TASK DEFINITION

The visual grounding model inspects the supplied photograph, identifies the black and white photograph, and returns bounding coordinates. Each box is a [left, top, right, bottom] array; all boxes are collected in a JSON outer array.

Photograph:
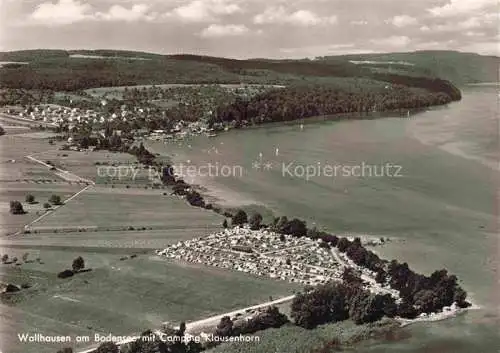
[[0, 1, 498, 352]]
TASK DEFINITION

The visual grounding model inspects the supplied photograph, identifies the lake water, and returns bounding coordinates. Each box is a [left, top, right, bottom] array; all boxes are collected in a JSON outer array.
[[149, 85, 499, 352]]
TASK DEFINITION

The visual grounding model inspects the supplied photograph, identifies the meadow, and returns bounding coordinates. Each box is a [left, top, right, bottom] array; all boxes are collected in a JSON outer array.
[[0, 133, 59, 182], [33, 186, 223, 230], [0, 183, 82, 236], [0, 245, 297, 353], [33, 149, 142, 183]]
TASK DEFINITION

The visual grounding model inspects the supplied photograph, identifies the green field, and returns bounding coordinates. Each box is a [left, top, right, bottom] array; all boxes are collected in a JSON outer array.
[[0, 134, 60, 182], [0, 246, 297, 353], [0, 174, 299, 353], [33, 186, 223, 230], [0, 183, 82, 236], [34, 149, 143, 183]]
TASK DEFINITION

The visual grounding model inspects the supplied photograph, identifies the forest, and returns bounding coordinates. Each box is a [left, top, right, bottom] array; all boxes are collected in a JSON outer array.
[[212, 83, 459, 126]]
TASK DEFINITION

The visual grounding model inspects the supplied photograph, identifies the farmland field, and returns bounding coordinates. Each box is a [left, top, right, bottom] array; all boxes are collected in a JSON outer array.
[[31, 149, 146, 183], [0, 183, 82, 236], [33, 186, 223, 230], [0, 244, 296, 353], [0, 134, 60, 182]]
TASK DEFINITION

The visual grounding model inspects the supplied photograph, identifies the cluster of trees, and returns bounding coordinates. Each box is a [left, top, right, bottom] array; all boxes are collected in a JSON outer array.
[[291, 277, 397, 329], [0, 88, 55, 106], [270, 216, 308, 238], [57, 256, 86, 279], [128, 143, 156, 166], [229, 209, 263, 230], [215, 306, 289, 339], [12, 194, 63, 214], [213, 84, 458, 126]]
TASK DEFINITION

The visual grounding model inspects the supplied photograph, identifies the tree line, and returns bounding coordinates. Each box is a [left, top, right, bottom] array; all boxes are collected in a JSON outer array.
[[212, 84, 459, 127]]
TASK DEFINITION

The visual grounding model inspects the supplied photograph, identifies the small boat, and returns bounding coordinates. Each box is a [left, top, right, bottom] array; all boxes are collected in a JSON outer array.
[[206, 133, 217, 138]]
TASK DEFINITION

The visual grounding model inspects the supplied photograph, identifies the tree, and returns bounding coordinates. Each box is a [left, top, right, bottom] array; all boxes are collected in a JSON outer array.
[[284, 218, 307, 237], [231, 209, 248, 226], [222, 219, 228, 228], [72, 256, 85, 272], [124, 330, 168, 353], [43, 202, 51, 209], [25, 194, 35, 204], [1, 254, 8, 263], [215, 316, 233, 337], [95, 342, 119, 353], [49, 194, 63, 205], [342, 267, 363, 286], [291, 282, 349, 329], [249, 213, 263, 230], [9, 200, 25, 214], [22, 252, 29, 262]]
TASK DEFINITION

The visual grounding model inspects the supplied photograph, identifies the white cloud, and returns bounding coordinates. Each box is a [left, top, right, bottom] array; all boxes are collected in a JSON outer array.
[[96, 4, 155, 22], [168, 0, 242, 22], [428, 0, 497, 17], [200, 24, 249, 38], [436, 17, 482, 31], [423, 16, 491, 33], [30, 0, 92, 25], [371, 36, 411, 48], [387, 15, 418, 27], [254, 6, 337, 26]]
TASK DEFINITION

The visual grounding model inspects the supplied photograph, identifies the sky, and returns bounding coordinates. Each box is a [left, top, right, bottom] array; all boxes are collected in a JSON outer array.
[[0, 0, 498, 58]]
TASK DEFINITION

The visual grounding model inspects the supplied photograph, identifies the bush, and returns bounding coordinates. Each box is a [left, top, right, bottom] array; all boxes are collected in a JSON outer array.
[[25, 194, 35, 204], [43, 202, 51, 209], [95, 342, 119, 353], [49, 194, 62, 205], [57, 269, 74, 279]]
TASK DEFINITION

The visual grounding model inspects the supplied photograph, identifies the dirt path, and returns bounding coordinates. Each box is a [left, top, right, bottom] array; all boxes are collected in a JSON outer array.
[[10, 153, 95, 235], [25, 154, 95, 185]]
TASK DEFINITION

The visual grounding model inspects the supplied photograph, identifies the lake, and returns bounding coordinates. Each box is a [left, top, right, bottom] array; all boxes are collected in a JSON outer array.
[[149, 85, 499, 352]]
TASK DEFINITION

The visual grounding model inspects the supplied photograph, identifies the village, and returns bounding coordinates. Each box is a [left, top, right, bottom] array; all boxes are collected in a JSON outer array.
[[0, 82, 277, 145]]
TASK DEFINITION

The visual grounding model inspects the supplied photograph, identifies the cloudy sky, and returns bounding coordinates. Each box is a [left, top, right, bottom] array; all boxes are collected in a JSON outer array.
[[0, 0, 498, 58]]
